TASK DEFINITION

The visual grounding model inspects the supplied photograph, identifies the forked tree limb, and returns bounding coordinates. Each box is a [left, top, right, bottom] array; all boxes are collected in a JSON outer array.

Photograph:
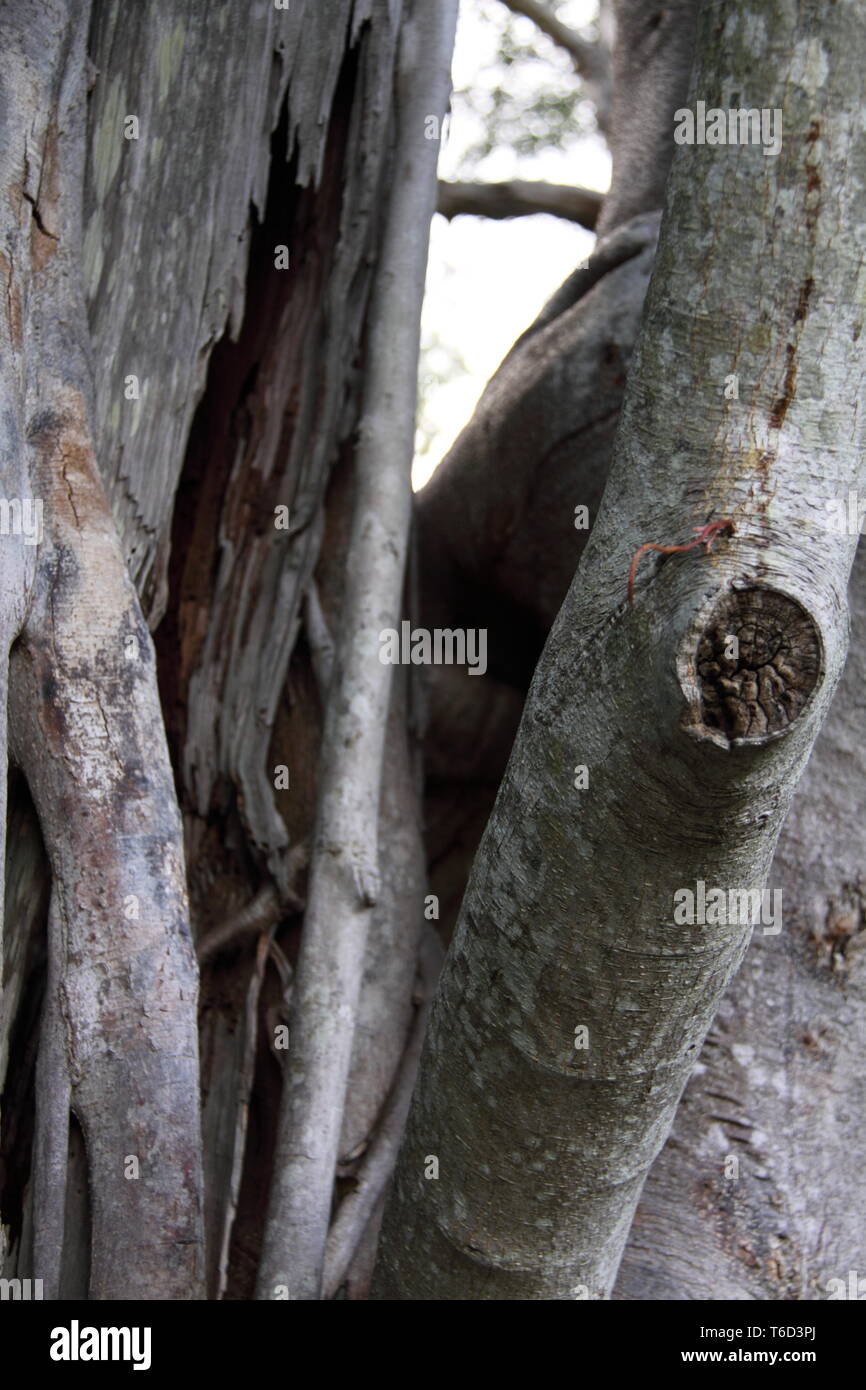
[[414, 1, 697, 948], [256, 0, 460, 1301]]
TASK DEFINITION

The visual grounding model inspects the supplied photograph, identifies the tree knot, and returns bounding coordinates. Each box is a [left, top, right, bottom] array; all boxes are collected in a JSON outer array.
[[688, 586, 822, 747]]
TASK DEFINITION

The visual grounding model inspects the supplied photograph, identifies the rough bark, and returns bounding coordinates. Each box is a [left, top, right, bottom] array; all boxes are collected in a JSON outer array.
[[86, 0, 436, 1302], [3, 0, 861, 1305], [374, 0, 866, 1300], [2, 0, 438, 1300], [0, 0, 204, 1298]]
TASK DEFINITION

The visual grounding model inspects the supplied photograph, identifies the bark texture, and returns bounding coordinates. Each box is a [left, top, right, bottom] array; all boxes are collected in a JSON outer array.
[[616, 540, 866, 1300], [257, 0, 458, 1300], [418, 0, 698, 943], [374, 0, 866, 1300], [0, 0, 204, 1297], [2, 0, 437, 1299], [3, 0, 863, 1305]]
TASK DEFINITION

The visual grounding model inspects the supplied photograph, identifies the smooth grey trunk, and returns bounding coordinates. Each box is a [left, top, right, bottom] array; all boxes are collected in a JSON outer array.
[[374, 0, 866, 1300], [595, 0, 699, 237], [616, 538, 866, 1300], [416, 0, 698, 947]]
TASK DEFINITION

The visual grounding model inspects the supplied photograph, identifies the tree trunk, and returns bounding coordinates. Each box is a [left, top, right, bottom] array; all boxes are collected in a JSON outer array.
[[1, 0, 441, 1299], [1, 0, 204, 1299], [615, 539, 866, 1300], [374, 0, 866, 1300], [3, 0, 864, 1304]]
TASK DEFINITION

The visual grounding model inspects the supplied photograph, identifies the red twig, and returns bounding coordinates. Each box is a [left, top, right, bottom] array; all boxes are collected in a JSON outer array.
[[627, 519, 735, 605]]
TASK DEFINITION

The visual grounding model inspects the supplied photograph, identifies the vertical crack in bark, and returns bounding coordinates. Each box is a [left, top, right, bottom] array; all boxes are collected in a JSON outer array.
[[152, 27, 425, 1298], [768, 277, 814, 433]]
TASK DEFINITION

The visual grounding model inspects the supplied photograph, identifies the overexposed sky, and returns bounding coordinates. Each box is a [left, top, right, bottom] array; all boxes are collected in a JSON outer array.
[[413, 0, 611, 488]]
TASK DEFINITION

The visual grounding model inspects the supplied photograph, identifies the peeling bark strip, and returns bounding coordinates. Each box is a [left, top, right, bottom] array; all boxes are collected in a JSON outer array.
[[374, 0, 866, 1300], [0, 2, 204, 1297], [256, 0, 459, 1302]]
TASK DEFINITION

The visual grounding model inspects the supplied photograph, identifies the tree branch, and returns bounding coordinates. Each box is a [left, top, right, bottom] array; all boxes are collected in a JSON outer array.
[[255, 0, 459, 1302], [196, 842, 307, 966], [216, 927, 283, 1300], [323, 928, 441, 1299], [498, 0, 607, 81], [31, 890, 70, 1301], [2, 2, 205, 1299], [594, 1, 698, 238], [618, 541, 866, 1297], [437, 179, 601, 227]]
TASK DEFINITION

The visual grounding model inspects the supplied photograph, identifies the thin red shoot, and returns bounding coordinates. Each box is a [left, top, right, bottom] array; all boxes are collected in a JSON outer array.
[[627, 518, 735, 606]]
